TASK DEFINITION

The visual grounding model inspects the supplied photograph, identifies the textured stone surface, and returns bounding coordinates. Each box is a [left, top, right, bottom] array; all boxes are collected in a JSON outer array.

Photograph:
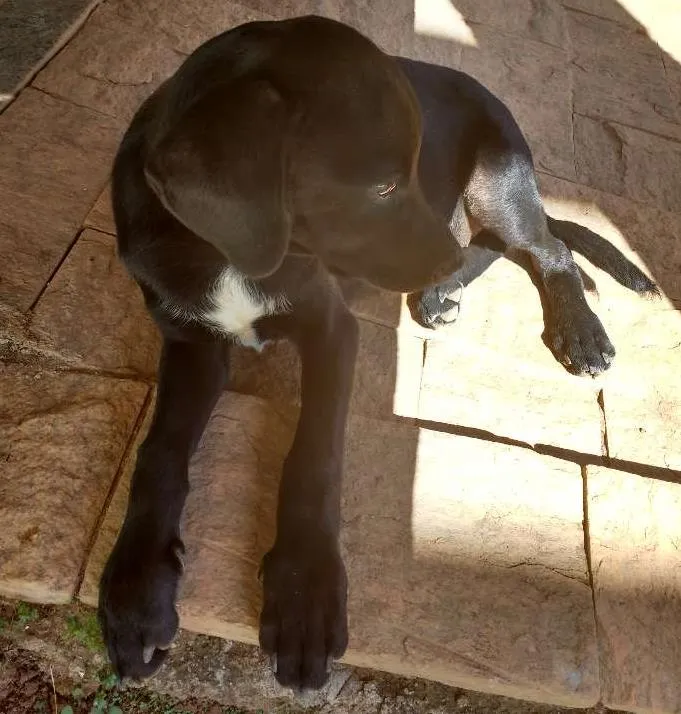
[[599, 313, 681, 472], [457, 0, 567, 46], [230, 318, 424, 420], [0, 364, 147, 604], [561, 0, 639, 26], [574, 114, 681, 214], [29, 229, 161, 378], [418, 337, 603, 454], [3, 0, 680, 707], [33, 0, 273, 121], [83, 184, 115, 235], [343, 420, 597, 707], [81, 391, 598, 707], [568, 10, 681, 140], [588, 466, 681, 714], [0, 88, 121, 312], [459, 25, 574, 180], [0, 0, 100, 106]]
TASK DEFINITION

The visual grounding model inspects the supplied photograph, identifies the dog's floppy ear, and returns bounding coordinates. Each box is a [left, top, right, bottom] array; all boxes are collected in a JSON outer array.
[[145, 79, 291, 279]]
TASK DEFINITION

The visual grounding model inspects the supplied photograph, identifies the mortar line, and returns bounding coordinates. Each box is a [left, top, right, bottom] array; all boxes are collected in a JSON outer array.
[[573, 110, 681, 146], [597, 388, 611, 465], [581, 463, 603, 704], [405, 415, 680, 484], [26, 228, 86, 314], [0, 0, 106, 117], [414, 337, 428, 421], [73, 385, 154, 597], [30, 83, 119, 121]]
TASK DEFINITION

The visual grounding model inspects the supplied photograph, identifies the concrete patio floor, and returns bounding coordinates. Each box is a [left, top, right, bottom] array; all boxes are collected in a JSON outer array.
[[1, 0, 680, 712]]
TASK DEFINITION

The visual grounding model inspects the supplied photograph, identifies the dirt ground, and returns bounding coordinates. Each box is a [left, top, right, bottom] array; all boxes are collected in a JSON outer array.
[[0, 599, 624, 714]]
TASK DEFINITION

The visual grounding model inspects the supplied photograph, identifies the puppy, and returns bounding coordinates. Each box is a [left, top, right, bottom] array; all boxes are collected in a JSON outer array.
[[99, 15, 657, 692]]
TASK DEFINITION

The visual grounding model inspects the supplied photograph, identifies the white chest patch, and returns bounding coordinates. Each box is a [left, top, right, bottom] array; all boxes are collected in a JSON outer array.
[[200, 267, 287, 349]]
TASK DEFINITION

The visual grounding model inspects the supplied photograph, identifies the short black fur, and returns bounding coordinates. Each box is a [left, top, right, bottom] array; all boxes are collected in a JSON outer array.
[[99, 15, 657, 693]]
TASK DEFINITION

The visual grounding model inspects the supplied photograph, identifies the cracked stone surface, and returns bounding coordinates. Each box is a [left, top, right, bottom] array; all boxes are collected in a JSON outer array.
[[80, 391, 599, 708], [32, 0, 274, 121], [1, 0, 681, 711], [588, 466, 681, 714], [0, 363, 147, 603], [459, 25, 575, 180], [83, 184, 115, 235], [0, 0, 101, 108], [29, 228, 161, 378], [574, 115, 681, 214], [0, 87, 121, 312], [568, 10, 681, 141]]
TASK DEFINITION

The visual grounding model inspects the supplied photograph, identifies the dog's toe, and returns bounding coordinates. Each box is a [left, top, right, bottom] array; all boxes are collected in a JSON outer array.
[[548, 308, 615, 376]]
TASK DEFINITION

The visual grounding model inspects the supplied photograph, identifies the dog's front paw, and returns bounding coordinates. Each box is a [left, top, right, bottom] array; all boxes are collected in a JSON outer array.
[[546, 306, 615, 376], [259, 535, 348, 690], [99, 527, 184, 680], [411, 280, 464, 329]]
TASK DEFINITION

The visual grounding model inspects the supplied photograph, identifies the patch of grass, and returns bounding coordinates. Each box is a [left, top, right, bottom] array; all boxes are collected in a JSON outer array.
[[16, 602, 39, 626], [65, 611, 104, 652]]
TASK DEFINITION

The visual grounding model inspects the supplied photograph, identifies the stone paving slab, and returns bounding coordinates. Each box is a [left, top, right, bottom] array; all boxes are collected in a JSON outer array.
[[456, 0, 567, 47], [79, 391, 599, 708], [0, 0, 679, 710], [459, 23, 575, 180], [29, 228, 161, 379], [574, 114, 681, 215], [83, 184, 115, 235], [230, 318, 424, 420], [418, 336, 603, 454], [0, 0, 101, 108], [33, 0, 273, 121], [567, 9, 681, 141], [588, 466, 681, 714], [538, 173, 681, 472], [0, 87, 121, 313], [0, 363, 147, 604]]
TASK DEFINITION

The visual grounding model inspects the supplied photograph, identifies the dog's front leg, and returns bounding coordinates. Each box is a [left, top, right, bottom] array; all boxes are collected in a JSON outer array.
[[99, 337, 229, 680], [259, 291, 359, 691]]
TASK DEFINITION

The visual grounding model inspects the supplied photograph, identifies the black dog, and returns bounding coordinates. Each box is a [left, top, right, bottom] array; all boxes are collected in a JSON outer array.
[[99, 15, 657, 692]]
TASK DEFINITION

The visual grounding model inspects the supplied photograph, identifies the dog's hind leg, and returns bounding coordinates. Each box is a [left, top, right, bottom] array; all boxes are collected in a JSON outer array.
[[463, 151, 615, 375]]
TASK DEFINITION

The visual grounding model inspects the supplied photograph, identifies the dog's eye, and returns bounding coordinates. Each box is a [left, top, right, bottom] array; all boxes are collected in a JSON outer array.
[[376, 181, 398, 197]]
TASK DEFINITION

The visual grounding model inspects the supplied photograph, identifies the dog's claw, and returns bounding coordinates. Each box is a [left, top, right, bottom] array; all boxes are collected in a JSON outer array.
[[172, 542, 185, 574], [437, 280, 464, 306], [142, 645, 155, 665]]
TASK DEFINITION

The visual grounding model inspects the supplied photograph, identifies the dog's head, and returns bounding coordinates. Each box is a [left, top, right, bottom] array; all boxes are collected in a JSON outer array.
[[144, 15, 462, 293]]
